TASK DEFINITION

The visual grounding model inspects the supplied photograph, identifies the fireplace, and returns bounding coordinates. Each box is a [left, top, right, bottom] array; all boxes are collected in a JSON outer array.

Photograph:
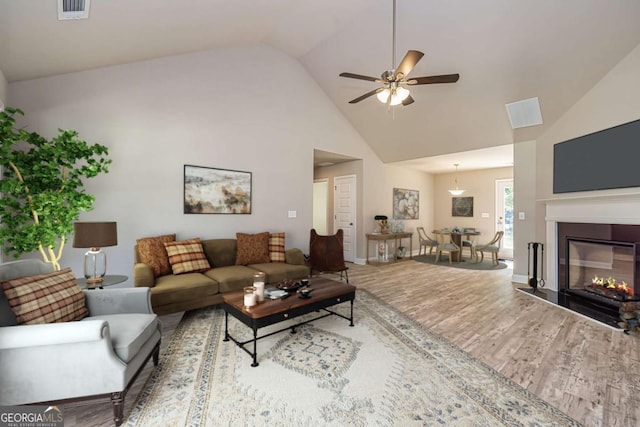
[[555, 222, 640, 326], [539, 194, 640, 328]]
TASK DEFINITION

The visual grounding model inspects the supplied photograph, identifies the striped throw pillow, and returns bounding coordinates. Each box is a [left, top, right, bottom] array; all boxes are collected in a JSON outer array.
[[164, 238, 211, 274], [1, 268, 88, 325], [269, 232, 286, 263]]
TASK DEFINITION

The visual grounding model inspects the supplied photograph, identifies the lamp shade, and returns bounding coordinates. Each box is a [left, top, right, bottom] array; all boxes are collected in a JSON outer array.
[[73, 222, 118, 248]]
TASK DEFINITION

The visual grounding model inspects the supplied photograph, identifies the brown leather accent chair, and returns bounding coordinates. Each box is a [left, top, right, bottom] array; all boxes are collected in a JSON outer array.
[[309, 229, 349, 283]]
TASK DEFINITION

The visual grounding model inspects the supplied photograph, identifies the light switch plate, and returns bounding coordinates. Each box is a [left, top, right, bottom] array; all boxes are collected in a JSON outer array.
[[288, 210, 297, 218], [481, 213, 489, 218], [518, 212, 525, 220]]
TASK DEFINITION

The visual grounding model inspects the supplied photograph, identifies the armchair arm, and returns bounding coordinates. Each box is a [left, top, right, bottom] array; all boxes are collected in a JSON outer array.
[[0, 321, 128, 405], [286, 248, 306, 265], [133, 262, 155, 287], [84, 288, 153, 315], [0, 320, 107, 349]]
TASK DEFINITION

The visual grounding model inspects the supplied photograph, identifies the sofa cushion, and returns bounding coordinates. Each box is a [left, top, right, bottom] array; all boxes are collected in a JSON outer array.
[[236, 232, 271, 265], [153, 273, 219, 297], [201, 239, 237, 268], [248, 263, 310, 284], [84, 313, 159, 363], [137, 234, 176, 277], [204, 265, 258, 293], [1, 268, 88, 325], [269, 232, 286, 263], [151, 273, 220, 315], [165, 238, 211, 274]]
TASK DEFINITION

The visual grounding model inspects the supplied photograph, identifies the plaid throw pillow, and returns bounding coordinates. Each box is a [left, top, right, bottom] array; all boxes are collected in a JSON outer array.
[[1, 268, 88, 325], [269, 232, 286, 263], [164, 238, 211, 274], [235, 232, 271, 265], [136, 234, 176, 277]]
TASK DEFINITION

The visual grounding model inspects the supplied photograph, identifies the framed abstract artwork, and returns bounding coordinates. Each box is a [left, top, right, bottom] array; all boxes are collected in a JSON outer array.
[[183, 165, 252, 214], [452, 196, 474, 217], [393, 188, 419, 220]]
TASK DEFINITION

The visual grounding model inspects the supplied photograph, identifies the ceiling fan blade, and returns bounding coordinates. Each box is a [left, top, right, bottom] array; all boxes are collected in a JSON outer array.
[[402, 95, 415, 106], [339, 72, 381, 83], [348, 87, 383, 104], [393, 50, 424, 80], [406, 74, 460, 85]]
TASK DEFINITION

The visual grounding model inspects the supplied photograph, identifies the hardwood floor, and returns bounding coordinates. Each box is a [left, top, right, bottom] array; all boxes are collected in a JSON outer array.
[[62, 260, 640, 426]]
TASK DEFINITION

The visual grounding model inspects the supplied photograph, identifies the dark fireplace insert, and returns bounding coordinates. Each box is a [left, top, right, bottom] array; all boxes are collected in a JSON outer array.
[[556, 223, 640, 327]]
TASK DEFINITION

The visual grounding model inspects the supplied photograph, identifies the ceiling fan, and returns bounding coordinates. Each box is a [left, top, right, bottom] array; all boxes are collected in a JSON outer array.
[[339, 0, 459, 107]]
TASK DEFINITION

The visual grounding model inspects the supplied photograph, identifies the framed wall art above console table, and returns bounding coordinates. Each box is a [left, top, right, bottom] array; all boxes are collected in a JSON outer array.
[[366, 232, 413, 266]]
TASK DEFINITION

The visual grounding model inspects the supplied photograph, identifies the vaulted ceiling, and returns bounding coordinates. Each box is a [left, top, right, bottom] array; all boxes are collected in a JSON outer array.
[[2, 0, 640, 172]]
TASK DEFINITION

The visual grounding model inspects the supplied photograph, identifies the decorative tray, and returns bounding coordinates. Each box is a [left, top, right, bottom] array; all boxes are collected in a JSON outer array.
[[277, 280, 304, 292]]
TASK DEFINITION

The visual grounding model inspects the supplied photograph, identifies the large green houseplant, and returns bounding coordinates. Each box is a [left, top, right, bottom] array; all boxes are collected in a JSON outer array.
[[0, 107, 111, 270]]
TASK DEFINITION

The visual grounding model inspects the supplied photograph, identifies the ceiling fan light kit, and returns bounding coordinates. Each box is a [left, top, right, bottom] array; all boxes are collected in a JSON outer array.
[[376, 86, 410, 105], [339, 0, 459, 107]]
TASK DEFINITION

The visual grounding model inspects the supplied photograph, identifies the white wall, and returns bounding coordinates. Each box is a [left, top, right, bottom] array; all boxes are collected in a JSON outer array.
[[513, 140, 536, 281], [0, 68, 6, 108], [536, 43, 640, 204], [382, 166, 434, 254], [534, 42, 640, 246], [7, 45, 387, 280]]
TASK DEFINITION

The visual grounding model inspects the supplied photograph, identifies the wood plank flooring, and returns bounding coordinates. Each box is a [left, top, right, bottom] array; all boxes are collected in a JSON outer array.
[[62, 260, 640, 426]]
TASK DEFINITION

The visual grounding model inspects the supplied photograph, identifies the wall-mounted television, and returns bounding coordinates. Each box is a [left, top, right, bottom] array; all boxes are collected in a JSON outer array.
[[553, 118, 640, 194]]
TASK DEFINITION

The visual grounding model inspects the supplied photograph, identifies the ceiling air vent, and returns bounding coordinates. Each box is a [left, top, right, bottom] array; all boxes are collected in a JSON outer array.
[[58, 0, 91, 20]]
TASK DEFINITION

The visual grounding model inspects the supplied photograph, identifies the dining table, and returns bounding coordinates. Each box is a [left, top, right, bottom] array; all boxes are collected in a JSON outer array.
[[433, 229, 481, 262]]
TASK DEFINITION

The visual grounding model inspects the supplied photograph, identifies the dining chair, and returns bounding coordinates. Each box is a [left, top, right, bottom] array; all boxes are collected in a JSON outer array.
[[474, 231, 504, 265], [416, 227, 438, 256], [434, 229, 460, 265], [461, 228, 477, 260]]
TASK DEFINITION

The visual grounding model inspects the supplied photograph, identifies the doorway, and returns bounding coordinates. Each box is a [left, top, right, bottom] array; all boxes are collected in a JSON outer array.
[[495, 179, 513, 259], [334, 175, 356, 262], [312, 179, 329, 235]]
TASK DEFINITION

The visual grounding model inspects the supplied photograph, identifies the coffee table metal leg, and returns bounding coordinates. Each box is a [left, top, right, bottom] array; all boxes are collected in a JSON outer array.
[[223, 311, 229, 341], [349, 299, 354, 327], [251, 327, 259, 367]]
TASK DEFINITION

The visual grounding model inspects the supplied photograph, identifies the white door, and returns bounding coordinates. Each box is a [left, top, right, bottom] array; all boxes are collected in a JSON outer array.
[[334, 175, 356, 262], [495, 179, 514, 259]]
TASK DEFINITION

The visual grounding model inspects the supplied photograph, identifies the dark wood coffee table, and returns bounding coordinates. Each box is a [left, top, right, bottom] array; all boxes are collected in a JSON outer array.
[[222, 278, 356, 367]]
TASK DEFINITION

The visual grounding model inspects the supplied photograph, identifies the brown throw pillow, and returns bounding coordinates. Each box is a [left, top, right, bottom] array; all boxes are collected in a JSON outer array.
[[1, 268, 88, 325], [236, 232, 271, 265], [137, 234, 176, 277], [269, 232, 286, 263], [164, 238, 211, 274]]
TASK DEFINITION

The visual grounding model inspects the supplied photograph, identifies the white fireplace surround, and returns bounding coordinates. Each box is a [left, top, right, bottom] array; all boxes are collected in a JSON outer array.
[[544, 192, 640, 291]]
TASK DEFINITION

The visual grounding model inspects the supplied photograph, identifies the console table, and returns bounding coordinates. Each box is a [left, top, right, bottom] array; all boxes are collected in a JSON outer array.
[[366, 232, 413, 266]]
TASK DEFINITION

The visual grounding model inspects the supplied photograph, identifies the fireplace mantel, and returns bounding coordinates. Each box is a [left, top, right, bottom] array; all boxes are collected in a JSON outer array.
[[544, 192, 640, 291]]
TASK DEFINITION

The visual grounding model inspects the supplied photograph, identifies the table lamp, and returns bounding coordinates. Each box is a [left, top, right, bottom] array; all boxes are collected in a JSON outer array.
[[73, 221, 118, 285]]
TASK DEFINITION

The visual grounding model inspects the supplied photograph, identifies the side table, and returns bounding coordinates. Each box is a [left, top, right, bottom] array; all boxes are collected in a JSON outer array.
[[77, 275, 128, 289], [366, 232, 413, 266]]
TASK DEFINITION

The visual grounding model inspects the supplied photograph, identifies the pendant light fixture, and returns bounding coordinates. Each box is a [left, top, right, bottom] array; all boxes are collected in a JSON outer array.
[[448, 164, 465, 196]]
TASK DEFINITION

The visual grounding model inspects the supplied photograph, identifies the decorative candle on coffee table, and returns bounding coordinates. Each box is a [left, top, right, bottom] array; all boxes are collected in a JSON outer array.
[[253, 272, 266, 302], [244, 286, 257, 308]]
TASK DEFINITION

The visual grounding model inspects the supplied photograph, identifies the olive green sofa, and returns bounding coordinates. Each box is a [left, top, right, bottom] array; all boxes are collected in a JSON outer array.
[[134, 238, 309, 315]]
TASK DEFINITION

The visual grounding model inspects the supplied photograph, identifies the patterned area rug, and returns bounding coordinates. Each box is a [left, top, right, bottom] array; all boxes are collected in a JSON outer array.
[[126, 290, 578, 426], [414, 254, 508, 270]]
